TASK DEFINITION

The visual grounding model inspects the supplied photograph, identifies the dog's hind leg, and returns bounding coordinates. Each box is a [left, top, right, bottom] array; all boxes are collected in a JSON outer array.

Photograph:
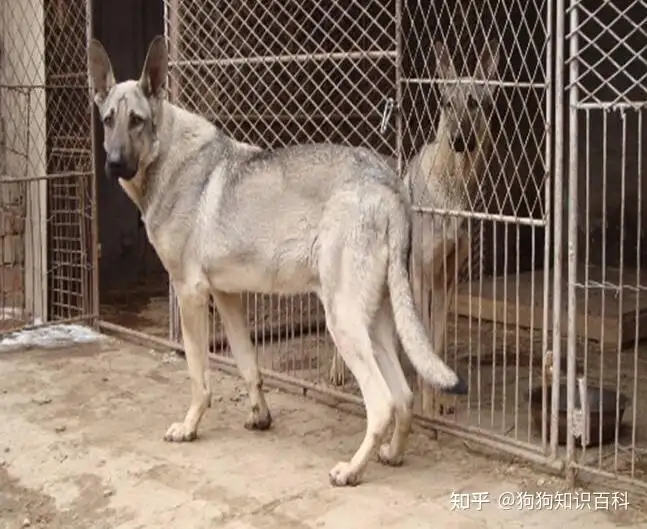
[[164, 289, 212, 442], [320, 230, 394, 487], [212, 291, 272, 430], [372, 293, 414, 467]]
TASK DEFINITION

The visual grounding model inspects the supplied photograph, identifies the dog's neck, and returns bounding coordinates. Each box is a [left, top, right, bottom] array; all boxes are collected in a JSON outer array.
[[118, 100, 207, 217]]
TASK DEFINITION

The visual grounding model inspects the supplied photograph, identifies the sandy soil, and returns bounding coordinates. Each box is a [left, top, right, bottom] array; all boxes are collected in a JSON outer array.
[[1, 334, 645, 528]]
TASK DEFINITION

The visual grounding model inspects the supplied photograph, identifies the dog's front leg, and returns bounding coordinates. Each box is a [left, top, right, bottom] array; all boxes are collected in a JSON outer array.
[[164, 290, 212, 442]]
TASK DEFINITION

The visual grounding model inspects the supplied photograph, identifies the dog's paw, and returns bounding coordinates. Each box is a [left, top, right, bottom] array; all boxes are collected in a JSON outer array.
[[377, 444, 404, 467], [244, 406, 272, 431], [328, 364, 345, 387], [328, 461, 362, 487], [163, 422, 197, 442]]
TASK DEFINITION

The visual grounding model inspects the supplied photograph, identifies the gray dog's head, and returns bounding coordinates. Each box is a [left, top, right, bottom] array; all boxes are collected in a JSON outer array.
[[88, 36, 168, 181], [433, 40, 500, 153]]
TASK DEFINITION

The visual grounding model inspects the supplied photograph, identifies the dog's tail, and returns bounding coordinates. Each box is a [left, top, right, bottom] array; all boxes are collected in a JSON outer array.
[[386, 198, 468, 395]]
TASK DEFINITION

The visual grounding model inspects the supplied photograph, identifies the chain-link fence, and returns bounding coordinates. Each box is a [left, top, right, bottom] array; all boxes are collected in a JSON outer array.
[[0, 0, 96, 334], [153, 0, 647, 493], [3, 0, 644, 495]]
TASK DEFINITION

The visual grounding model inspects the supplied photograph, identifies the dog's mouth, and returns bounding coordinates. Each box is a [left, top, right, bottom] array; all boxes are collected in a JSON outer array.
[[105, 161, 138, 181]]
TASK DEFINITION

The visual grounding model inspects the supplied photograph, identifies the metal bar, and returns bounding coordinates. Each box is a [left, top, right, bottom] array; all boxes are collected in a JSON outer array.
[[612, 109, 628, 473], [170, 50, 397, 69], [402, 79, 545, 89], [166, 0, 181, 345], [630, 111, 643, 479], [551, 0, 566, 460], [569, 463, 647, 493], [84, 0, 99, 329], [0, 171, 92, 183], [573, 101, 647, 111], [411, 206, 547, 226], [565, 0, 579, 482], [541, 0, 555, 453], [394, 0, 402, 178]]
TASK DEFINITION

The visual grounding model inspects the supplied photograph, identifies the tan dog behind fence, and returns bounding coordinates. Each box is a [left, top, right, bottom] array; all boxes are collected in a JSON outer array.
[[329, 40, 501, 420]]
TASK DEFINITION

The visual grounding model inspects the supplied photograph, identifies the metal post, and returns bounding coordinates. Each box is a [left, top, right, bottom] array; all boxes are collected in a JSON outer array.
[[550, 0, 566, 460], [566, 0, 580, 484], [86, 0, 100, 329], [541, 0, 554, 453], [166, 0, 181, 344]]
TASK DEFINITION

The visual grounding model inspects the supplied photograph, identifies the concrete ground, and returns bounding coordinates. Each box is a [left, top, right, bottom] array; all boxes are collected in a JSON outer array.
[[0, 330, 645, 529]]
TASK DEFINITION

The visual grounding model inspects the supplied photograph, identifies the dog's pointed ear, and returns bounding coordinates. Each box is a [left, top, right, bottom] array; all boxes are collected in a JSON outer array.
[[433, 41, 457, 80], [477, 40, 500, 80], [139, 35, 168, 99], [88, 39, 115, 106]]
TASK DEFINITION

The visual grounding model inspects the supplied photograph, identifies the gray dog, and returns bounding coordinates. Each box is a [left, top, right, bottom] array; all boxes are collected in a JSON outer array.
[[88, 35, 467, 487]]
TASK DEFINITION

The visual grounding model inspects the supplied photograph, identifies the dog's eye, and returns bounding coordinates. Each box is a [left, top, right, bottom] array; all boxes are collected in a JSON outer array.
[[129, 114, 144, 128], [103, 114, 114, 127]]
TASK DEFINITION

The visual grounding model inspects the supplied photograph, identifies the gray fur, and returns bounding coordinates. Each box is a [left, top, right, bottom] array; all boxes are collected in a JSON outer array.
[[89, 35, 466, 487]]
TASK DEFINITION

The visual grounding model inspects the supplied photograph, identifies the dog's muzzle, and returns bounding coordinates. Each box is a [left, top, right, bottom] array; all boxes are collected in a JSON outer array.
[[451, 133, 476, 153], [105, 157, 137, 181]]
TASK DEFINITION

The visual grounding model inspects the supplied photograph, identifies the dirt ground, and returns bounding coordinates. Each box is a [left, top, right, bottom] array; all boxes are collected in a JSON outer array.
[[0, 330, 646, 528]]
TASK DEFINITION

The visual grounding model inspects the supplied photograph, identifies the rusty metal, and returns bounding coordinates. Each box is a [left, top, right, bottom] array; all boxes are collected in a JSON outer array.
[[564, 0, 647, 492], [0, 0, 95, 336]]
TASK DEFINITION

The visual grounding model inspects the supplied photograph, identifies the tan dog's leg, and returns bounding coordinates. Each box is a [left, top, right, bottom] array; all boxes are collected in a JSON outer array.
[[164, 289, 212, 442], [328, 350, 345, 386], [212, 291, 272, 430], [421, 232, 471, 418]]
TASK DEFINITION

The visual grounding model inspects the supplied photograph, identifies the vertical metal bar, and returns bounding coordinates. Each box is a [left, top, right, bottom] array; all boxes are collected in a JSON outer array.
[[550, 0, 565, 460], [541, 0, 554, 453], [166, 0, 180, 343], [565, 0, 579, 479], [86, 0, 98, 324], [614, 110, 627, 473], [394, 0, 402, 179], [631, 111, 642, 478]]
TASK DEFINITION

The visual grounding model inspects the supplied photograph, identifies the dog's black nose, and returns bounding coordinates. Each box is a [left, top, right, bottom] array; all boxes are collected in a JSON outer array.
[[452, 135, 466, 152], [452, 134, 476, 153], [105, 154, 136, 180]]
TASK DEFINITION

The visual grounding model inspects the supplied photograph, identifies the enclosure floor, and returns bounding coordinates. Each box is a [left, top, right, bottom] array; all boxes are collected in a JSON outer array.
[[99, 284, 647, 478], [0, 337, 644, 528]]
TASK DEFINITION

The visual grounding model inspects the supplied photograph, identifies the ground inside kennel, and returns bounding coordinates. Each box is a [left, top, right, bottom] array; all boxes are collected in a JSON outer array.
[[0, 327, 645, 529]]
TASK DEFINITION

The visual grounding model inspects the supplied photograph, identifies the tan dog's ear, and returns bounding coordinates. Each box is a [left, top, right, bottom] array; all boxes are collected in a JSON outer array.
[[433, 41, 458, 80], [476, 40, 500, 80], [139, 35, 168, 99], [88, 39, 115, 105]]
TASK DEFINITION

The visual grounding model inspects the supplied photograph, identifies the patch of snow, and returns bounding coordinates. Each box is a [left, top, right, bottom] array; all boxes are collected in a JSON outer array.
[[0, 323, 104, 352]]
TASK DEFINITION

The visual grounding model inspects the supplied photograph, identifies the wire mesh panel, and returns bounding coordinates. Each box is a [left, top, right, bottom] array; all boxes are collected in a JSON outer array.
[[565, 0, 647, 490], [398, 0, 555, 454], [0, 0, 95, 335], [163, 0, 397, 384]]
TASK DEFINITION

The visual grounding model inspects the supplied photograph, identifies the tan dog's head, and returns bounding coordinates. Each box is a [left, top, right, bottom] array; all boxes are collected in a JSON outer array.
[[88, 35, 168, 180], [433, 40, 500, 153]]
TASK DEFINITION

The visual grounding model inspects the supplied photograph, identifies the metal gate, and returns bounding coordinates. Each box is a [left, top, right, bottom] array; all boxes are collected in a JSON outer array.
[[564, 0, 647, 491], [0, 0, 96, 335], [159, 0, 569, 472]]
